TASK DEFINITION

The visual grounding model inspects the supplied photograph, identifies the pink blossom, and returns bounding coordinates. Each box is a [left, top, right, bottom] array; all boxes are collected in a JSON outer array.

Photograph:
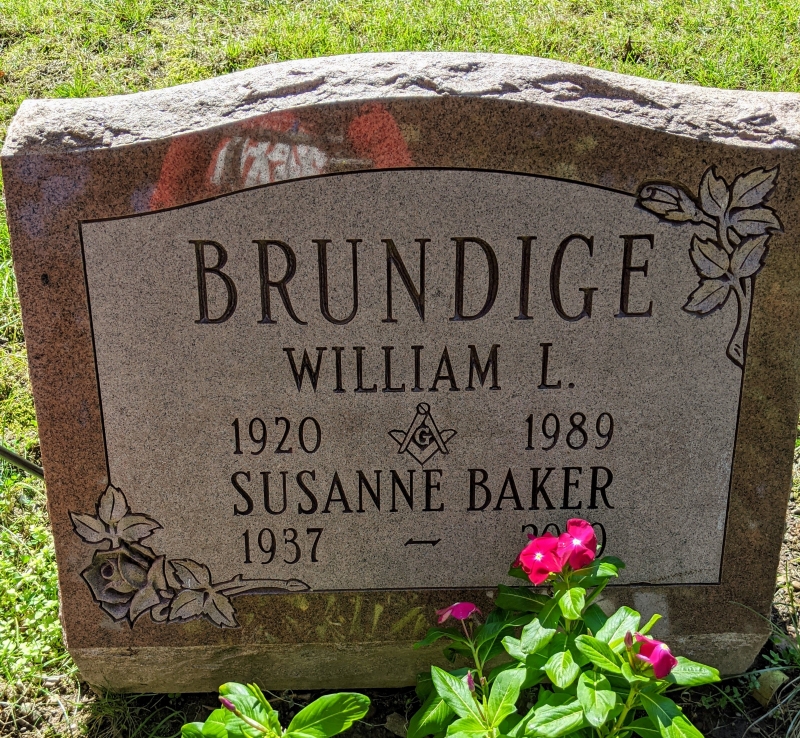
[[517, 533, 565, 585], [436, 602, 481, 624], [635, 634, 679, 679], [557, 519, 597, 570], [220, 697, 236, 713], [466, 672, 475, 692]]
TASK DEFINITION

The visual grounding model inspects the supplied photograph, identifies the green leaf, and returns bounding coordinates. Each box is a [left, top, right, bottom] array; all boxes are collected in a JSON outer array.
[[416, 672, 434, 700], [639, 689, 704, 738], [476, 611, 531, 663], [202, 709, 234, 738], [495, 585, 548, 613], [444, 643, 474, 663], [596, 607, 641, 652], [431, 666, 483, 723], [558, 587, 585, 620], [445, 715, 486, 737], [504, 618, 556, 662], [638, 614, 662, 636], [487, 668, 526, 727], [627, 717, 661, 738], [593, 561, 620, 578], [502, 635, 526, 662], [573, 635, 622, 674], [505, 704, 537, 738], [576, 671, 616, 727], [507, 563, 531, 581], [408, 690, 455, 738], [575, 559, 621, 582], [219, 683, 282, 737], [538, 592, 564, 630], [182, 723, 205, 738], [416, 628, 466, 648], [601, 556, 625, 570], [667, 657, 721, 687], [285, 693, 370, 738], [521, 620, 557, 653], [535, 691, 573, 709], [526, 701, 585, 738], [544, 650, 580, 688], [583, 604, 608, 634], [498, 713, 522, 736], [621, 662, 650, 685]]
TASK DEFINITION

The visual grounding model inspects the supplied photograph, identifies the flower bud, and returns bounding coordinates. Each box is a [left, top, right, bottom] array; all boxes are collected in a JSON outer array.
[[220, 697, 236, 713], [466, 672, 475, 692], [624, 631, 634, 650], [638, 184, 700, 223]]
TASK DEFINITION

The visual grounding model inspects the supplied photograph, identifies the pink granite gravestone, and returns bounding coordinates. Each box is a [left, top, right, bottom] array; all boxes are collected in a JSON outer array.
[[2, 53, 799, 691]]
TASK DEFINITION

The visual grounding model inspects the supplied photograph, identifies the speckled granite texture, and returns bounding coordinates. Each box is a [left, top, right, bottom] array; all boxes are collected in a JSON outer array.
[[2, 53, 800, 692]]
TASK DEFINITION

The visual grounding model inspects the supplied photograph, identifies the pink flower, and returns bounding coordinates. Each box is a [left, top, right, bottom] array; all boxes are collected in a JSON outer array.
[[518, 533, 565, 585], [436, 602, 481, 624], [557, 519, 597, 570], [465, 672, 475, 692], [635, 634, 679, 679]]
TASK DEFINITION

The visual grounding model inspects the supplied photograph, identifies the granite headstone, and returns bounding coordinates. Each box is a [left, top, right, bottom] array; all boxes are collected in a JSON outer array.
[[2, 53, 799, 692]]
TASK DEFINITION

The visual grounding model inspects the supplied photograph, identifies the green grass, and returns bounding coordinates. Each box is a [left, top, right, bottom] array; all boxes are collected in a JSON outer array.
[[2, 0, 800, 140], [2, 0, 800, 734]]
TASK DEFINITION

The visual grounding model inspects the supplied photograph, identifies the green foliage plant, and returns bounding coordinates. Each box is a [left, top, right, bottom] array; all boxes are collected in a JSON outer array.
[[181, 682, 369, 738], [409, 520, 720, 738]]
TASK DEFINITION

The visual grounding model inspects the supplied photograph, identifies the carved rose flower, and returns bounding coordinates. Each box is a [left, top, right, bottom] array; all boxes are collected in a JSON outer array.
[[82, 541, 168, 623]]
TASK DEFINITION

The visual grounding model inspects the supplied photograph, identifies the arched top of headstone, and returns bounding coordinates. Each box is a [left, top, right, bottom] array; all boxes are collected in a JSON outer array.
[[4, 52, 800, 155]]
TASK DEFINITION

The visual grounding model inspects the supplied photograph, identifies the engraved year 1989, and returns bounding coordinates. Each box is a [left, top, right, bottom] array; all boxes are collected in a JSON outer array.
[[525, 412, 614, 451]]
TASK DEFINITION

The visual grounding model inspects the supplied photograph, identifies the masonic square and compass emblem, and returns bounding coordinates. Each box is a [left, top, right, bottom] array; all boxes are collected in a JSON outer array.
[[389, 403, 456, 466]]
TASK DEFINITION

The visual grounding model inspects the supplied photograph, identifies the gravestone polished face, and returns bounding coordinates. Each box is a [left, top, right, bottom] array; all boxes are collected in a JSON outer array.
[[3, 53, 800, 692]]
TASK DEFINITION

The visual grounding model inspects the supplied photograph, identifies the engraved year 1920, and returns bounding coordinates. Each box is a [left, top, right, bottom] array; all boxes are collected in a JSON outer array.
[[232, 416, 322, 454]]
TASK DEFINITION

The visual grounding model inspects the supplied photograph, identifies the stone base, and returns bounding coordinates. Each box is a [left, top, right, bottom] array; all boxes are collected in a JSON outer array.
[[73, 626, 771, 693]]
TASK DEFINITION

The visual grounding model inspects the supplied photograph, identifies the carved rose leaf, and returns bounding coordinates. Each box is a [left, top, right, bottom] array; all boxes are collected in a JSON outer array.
[[731, 234, 769, 279], [729, 167, 778, 210], [698, 167, 730, 218], [171, 559, 212, 589], [684, 279, 731, 314], [97, 485, 130, 526], [128, 555, 168, 622], [689, 236, 729, 279], [204, 592, 238, 628], [728, 207, 782, 237], [70, 511, 111, 544], [170, 589, 206, 620], [116, 514, 161, 543]]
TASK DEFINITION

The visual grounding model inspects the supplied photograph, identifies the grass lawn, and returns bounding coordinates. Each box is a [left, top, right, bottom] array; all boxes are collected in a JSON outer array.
[[2, 0, 800, 735]]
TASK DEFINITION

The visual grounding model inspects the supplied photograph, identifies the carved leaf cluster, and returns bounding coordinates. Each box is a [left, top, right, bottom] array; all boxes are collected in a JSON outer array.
[[169, 559, 238, 628], [72, 485, 308, 629], [70, 484, 160, 548], [638, 166, 782, 317]]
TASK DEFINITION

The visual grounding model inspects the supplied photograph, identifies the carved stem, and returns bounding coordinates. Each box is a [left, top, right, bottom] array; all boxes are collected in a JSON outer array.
[[727, 278, 751, 368], [717, 216, 734, 256], [215, 577, 309, 596]]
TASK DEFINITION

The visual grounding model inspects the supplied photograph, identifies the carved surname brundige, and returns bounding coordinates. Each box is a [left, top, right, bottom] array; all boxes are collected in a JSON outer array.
[[190, 234, 654, 392]]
